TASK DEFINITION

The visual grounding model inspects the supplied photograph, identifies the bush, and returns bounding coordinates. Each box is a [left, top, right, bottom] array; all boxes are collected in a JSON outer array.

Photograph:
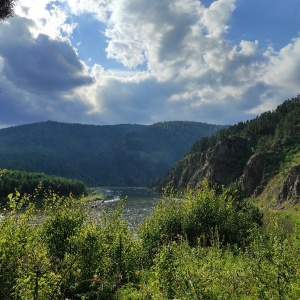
[[5, 183, 300, 299], [0, 191, 143, 299], [119, 217, 300, 299], [139, 181, 263, 263]]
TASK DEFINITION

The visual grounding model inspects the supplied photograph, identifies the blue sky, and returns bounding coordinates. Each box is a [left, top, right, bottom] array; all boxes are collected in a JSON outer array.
[[0, 0, 299, 128]]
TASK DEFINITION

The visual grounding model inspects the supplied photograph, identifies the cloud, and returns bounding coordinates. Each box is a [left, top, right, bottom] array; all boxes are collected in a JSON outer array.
[[262, 38, 300, 92], [104, 0, 207, 78], [1, 16, 93, 92], [67, 0, 110, 22], [16, 0, 76, 39], [201, 0, 236, 37], [0, 16, 94, 125], [0, 0, 299, 128]]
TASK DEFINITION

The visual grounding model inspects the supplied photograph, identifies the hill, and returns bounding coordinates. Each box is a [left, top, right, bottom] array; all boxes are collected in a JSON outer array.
[[0, 121, 224, 186], [158, 95, 300, 212]]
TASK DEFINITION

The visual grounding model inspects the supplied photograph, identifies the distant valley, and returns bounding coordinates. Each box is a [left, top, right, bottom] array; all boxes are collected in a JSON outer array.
[[0, 121, 224, 186]]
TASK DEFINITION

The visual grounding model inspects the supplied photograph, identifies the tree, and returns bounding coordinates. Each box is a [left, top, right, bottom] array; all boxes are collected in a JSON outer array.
[[0, 0, 15, 20]]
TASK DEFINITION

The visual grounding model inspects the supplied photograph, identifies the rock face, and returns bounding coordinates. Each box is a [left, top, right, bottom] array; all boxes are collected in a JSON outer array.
[[277, 164, 300, 205], [161, 136, 252, 191], [159, 135, 300, 205], [240, 154, 266, 197]]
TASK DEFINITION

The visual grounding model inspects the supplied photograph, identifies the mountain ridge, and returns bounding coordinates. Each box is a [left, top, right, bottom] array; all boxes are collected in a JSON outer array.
[[158, 96, 300, 212], [0, 120, 224, 186]]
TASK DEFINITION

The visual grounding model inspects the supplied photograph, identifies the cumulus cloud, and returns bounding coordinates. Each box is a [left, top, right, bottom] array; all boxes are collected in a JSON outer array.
[[104, 0, 206, 78], [67, 0, 111, 22], [201, 0, 236, 37], [0, 0, 299, 127], [0, 15, 94, 125], [262, 38, 300, 92], [1, 20, 92, 93], [16, 0, 76, 39]]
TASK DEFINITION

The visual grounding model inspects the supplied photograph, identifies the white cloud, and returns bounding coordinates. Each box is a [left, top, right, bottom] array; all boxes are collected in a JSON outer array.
[[104, 0, 206, 78], [201, 0, 236, 37], [16, 0, 76, 39], [262, 37, 300, 93], [102, 0, 239, 85], [0, 15, 94, 125], [0, 0, 299, 127], [66, 0, 111, 22]]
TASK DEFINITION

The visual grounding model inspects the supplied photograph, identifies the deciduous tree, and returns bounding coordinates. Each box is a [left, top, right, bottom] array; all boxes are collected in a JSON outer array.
[[0, 0, 16, 20]]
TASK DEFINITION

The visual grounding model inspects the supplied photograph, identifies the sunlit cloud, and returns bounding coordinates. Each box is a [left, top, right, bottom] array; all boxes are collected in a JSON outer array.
[[0, 0, 299, 127]]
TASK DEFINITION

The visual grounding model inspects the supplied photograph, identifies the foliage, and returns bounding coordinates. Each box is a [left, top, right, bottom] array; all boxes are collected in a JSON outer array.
[[2, 184, 300, 299], [139, 181, 263, 264], [188, 95, 300, 157], [0, 169, 87, 202], [0, 0, 15, 20], [41, 196, 86, 260], [118, 217, 300, 300], [0, 190, 143, 299], [0, 121, 224, 186], [162, 95, 300, 193], [0, 192, 61, 299]]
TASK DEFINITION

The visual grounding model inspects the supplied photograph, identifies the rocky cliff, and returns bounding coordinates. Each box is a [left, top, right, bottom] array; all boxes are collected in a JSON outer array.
[[160, 139, 300, 206], [160, 136, 252, 191], [277, 164, 300, 205], [240, 154, 266, 197], [158, 97, 300, 207]]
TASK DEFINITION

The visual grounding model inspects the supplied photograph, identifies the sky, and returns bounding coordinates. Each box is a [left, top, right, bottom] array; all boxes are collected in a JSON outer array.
[[0, 0, 299, 128]]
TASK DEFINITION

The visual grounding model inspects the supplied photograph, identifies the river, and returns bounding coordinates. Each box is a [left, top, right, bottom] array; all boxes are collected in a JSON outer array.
[[87, 187, 161, 228], [87, 187, 297, 233]]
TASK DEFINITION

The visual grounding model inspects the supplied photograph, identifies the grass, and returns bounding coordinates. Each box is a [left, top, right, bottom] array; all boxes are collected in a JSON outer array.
[[252, 145, 300, 224], [81, 188, 105, 203]]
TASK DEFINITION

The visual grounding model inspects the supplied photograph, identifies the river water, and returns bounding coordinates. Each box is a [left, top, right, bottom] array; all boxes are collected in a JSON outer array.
[[86, 187, 297, 233], [88, 187, 161, 228]]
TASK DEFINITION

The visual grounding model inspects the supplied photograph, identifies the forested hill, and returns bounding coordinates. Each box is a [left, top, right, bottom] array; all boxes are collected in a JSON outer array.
[[0, 121, 224, 186], [158, 96, 300, 210]]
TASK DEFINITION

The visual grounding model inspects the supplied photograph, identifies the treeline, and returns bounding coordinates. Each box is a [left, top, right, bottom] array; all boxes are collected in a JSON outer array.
[[0, 169, 87, 200], [1, 183, 300, 299], [190, 96, 300, 155], [0, 121, 224, 186], [179, 95, 300, 185]]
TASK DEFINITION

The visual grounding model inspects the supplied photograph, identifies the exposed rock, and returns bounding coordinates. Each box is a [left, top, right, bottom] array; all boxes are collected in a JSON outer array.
[[161, 152, 205, 190], [277, 164, 300, 205], [195, 136, 251, 188], [240, 154, 266, 197], [159, 133, 300, 206], [160, 136, 252, 191]]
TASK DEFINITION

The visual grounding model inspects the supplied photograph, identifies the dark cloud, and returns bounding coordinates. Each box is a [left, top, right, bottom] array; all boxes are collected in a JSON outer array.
[[0, 0, 299, 128], [0, 17, 93, 94], [0, 16, 94, 126], [0, 77, 94, 126], [92, 77, 174, 125]]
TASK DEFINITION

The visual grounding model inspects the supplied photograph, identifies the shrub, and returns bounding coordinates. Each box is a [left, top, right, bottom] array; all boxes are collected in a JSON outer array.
[[139, 181, 263, 263]]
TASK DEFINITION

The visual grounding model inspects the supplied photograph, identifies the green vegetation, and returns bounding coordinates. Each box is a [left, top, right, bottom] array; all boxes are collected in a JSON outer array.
[[188, 96, 300, 180], [0, 169, 87, 202], [159, 96, 300, 220], [1, 97, 300, 298], [0, 121, 224, 186], [82, 189, 105, 203], [187, 96, 295, 151], [139, 181, 262, 264], [5, 182, 300, 299]]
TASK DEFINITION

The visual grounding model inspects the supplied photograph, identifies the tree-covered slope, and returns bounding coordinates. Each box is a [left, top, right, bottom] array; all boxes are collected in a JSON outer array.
[[158, 96, 300, 209], [0, 169, 87, 200], [0, 120, 224, 186]]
